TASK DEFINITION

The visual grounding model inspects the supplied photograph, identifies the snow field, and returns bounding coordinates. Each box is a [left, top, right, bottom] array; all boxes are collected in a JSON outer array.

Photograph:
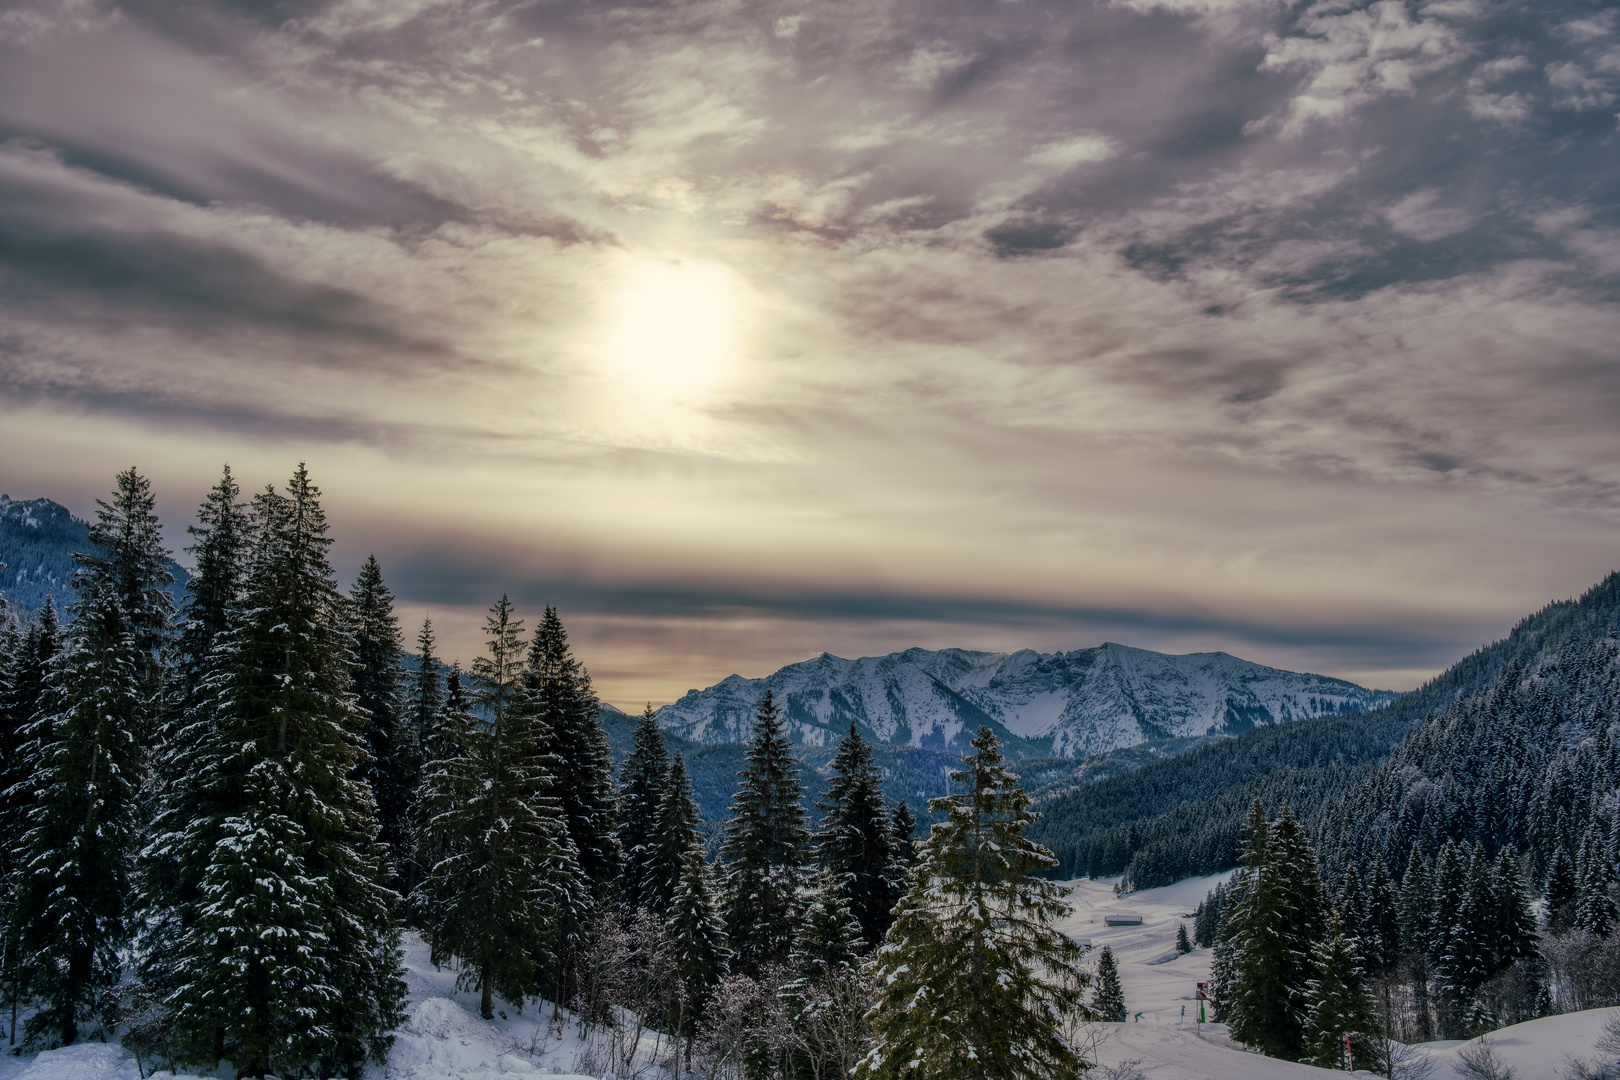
[[1057, 874, 1620, 1079]]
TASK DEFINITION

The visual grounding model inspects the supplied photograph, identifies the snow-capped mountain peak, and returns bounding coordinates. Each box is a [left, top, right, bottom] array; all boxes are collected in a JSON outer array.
[[654, 642, 1395, 757]]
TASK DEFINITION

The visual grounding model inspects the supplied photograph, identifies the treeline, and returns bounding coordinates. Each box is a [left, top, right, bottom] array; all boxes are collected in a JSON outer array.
[[1031, 575, 1620, 889], [0, 465, 918, 1078]]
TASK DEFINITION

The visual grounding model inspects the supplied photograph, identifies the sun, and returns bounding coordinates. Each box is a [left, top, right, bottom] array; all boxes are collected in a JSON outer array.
[[599, 255, 749, 404]]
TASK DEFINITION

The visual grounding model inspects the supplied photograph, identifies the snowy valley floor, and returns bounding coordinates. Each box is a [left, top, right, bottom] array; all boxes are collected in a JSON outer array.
[[1062, 872, 1620, 1079], [0, 878, 1615, 1080]]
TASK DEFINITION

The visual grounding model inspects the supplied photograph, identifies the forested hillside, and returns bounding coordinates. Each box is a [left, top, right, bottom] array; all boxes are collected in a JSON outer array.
[[1031, 574, 1620, 887], [0, 494, 188, 615]]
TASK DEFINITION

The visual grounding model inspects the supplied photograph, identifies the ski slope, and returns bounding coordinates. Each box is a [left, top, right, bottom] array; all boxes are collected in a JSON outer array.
[[1059, 873, 1620, 1079]]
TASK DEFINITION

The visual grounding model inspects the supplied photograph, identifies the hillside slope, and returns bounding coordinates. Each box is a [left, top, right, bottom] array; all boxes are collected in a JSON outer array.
[[0, 495, 189, 616], [1032, 571, 1620, 888]]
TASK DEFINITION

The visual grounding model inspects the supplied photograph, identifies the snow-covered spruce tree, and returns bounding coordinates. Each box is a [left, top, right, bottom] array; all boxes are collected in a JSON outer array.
[[1576, 823, 1617, 938], [78, 467, 174, 694], [1175, 923, 1192, 954], [148, 467, 405, 1076], [11, 469, 174, 1047], [1092, 945, 1126, 1022], [172, 465, 249, 705], [1220, 800, 1326, 1061], [351, 555, 416, 887], [782, 878, 870, 1080], [1362, 860, 1400, 978], [0, 601, 59, 1043], [1546, 845, 1578, 933], [525, 607, 621, 902], [413, 595, 583, 1021], [857, 726, 1087, 1080], [1304, 912, 1380, 1070], [645, 753, 704, 916], [667, 844, 730, 1065], [721, 691, 812, 976], [618, 703, 671, 911], [411, 618, 444, 745], [1397, 847, 1435, 1042], [815, 723, 902, 948]]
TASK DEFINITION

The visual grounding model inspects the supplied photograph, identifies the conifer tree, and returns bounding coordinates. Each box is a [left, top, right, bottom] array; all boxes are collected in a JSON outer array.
[[351, 555, 416, 885], [414, 596, 583, 1021], [619, 704, 671, 910], [10, 573, 145, 1046], [0, 601, 58, 1043], [1546, 845, 1578, 932], [143, 466, 405, 1075], [1430, 841, 1467, 961], [1304, 912, 1380, 1070], [1576, 824, 1617, 937], [173, 465, 248, 703], [78, 466, 174, 694], [1438, 845, 1495, 1034], [783, 879, 869, 1080], [1220, 800, 1326, 1061], [858, 727, 1086, 1080], [815, 724, 902, 947], [411, 618, 444, 748], [1176, 923, 1192, 954], [1362, 860, 1400, 978], [525, 607, 620, 901], [1092, 945, 1126, 1022], [721, 691, 811, 975], [1397, 848, 1435, 1042], [645, 754, 703, 915], [11, 470, 174, 1046], [666, 844, 729, 1060], [1335, 869, 1366, 944]]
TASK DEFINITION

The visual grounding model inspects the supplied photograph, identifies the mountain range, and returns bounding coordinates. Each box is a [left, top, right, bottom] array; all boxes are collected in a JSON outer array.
[[654, 643, 1395, 759]]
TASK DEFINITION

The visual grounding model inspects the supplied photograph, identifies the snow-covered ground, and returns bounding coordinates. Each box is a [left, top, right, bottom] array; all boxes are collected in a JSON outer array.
[[2, 875, 1616, 1080], [0, 934, 617, 1080], [1059, 872, 1620, 1079]]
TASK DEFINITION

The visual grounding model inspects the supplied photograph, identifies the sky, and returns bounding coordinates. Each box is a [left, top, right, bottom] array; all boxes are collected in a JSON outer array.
[[1, 0, 1617, 708]]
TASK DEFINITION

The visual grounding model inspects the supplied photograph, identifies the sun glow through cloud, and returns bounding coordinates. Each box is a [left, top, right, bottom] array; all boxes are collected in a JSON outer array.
[[598, 256, 751, 413]]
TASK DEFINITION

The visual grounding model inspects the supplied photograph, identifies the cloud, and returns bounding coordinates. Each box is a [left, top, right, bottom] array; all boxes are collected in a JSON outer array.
[[0, 0, 1618, 703]]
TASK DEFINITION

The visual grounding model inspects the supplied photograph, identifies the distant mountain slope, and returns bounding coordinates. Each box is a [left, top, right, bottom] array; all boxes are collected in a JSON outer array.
[[1033, 570, 1620, 888], [0, 495, 189, 617], [655, 643, 1394, 758]]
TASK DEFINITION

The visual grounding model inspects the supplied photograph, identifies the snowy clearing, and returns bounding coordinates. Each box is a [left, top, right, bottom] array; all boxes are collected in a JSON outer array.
[[1059, 874, 1620, 1079]]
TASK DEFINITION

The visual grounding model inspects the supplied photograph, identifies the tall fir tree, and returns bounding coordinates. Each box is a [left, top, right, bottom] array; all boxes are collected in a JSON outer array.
[[619, 704, 671, 911], [0, 601, 59, 1044], [524, 607, 621, 901], [10, 469, 174, 1046], [1546, 844, 1578, 933], [351, 556, 416, 887], [1092, 945, 1126, 1022], [782, 878, 868, 1080], [173, 465, 248, 704], [1303, 912, 1380, 1070], [413, 596, 584, 1020], [411, 618, 444, 747], [1219, 800, 1326, 1061], [645, 754, 704, 916], [78, 466, 174, 694], [1576, 823, 1617, 937], [142, 466, 405, 1075], [815, 724, 902, 948], [721, 691, 812, 975], [665, 844, 729, 1059], [1397, 846, 1435, 1042], [1362, 860, 1400, 978], [858, 727, 1086, 1080]]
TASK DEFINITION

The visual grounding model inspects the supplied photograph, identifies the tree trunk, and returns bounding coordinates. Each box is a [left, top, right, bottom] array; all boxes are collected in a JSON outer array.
[[481, 964, 495, 1020]]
